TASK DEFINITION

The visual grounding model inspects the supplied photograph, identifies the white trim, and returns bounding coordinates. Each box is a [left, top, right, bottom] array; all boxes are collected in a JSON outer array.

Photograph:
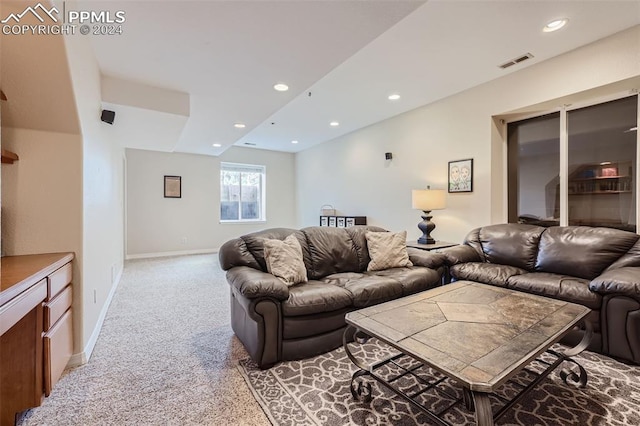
[[636, 91, 639, 231], [559, 106, 568, 226], [125, 248, 218, 260], [66, 265, 124, 368]]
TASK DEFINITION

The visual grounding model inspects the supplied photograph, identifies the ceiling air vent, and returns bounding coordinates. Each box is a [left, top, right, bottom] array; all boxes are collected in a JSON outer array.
[[499, 53, 534, 69], [244, 142, 256, 146]]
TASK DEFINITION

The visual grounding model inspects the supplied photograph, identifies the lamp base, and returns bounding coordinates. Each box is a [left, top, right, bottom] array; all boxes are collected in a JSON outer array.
[[417, 236, 436, 245], [417, 210, 437, 245]]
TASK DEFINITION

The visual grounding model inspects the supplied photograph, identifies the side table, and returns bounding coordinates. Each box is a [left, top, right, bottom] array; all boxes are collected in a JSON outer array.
[[407, 241, 457, 284], [407, 241, 457, 251]]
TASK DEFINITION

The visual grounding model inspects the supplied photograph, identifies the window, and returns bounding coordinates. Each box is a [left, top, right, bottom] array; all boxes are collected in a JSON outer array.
[[508, 94, 638, 233], [220, 163, 266, 222]]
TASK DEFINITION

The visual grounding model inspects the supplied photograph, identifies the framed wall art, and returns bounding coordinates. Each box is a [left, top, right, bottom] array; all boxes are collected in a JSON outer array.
[[448, 159, 473, 193], [164, 175, 182, 198]]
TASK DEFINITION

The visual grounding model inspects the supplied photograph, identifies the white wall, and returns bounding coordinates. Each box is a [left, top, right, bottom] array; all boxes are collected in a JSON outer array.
[[1, 128, 82, 258], [296, 26, 640, 243], [60, 0, 125, 363], [126, 146, 296, 256]]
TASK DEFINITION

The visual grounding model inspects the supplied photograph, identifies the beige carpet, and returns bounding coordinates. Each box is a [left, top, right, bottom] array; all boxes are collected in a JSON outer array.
[[17, 254, 270, 426]]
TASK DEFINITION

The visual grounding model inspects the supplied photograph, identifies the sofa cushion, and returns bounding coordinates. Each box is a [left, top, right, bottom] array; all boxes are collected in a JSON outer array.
[[478, 224, 545, 271], [507, 272, 602, 310], [264, 234, 308, 286], [282, 281, 353, 316], [371, 267, 441, 295], [302, 227, 362, 279], [366, 230, 413, 271], [321, 273, 404, 308], [450, 263, 527, 287], [535, 226, 639, 280]]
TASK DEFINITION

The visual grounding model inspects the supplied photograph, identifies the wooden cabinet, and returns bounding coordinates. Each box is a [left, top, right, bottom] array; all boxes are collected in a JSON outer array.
[[0, 253, 74, 425]]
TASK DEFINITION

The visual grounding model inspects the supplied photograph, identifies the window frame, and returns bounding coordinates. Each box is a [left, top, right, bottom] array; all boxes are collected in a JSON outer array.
[[219, 162, 266, 223], [504, 91, 639, 233]]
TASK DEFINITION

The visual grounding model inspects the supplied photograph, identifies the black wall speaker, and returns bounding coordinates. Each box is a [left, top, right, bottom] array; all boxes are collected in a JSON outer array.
[[385, 152, 393, 160], [101, 109, 115, 125]]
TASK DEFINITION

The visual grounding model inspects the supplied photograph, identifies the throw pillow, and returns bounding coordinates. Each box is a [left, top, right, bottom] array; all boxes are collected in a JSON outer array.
[[366, 230, 413, 271], [263, 234, 308, 286]]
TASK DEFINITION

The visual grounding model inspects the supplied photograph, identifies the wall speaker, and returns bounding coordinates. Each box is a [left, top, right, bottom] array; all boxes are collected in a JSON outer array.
[[385, 152, 393, 160], [101, 109, 115, 125]]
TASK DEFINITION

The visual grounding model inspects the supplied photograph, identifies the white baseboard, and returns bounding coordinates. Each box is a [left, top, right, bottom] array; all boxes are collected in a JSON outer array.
[[125, 248, 218, 260], [67, 265, 123, 368]]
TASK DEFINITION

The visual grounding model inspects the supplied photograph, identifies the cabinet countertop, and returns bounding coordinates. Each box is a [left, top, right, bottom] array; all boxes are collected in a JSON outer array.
[[1, 253, 74, 307]]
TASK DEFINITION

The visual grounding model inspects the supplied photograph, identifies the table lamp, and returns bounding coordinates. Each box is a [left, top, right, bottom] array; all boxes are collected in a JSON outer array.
[[411, 187, 446, 244]]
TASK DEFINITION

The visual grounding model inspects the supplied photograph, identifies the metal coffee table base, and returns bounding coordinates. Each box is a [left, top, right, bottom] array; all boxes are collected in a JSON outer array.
[[343, 323, 592, 426]]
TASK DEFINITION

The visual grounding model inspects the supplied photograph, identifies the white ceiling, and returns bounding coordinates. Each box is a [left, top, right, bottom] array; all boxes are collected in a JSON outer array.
[[83, 0, 640, 156]]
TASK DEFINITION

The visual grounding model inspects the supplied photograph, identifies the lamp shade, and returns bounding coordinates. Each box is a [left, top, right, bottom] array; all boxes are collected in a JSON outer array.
[[412, 189, 446, 211]]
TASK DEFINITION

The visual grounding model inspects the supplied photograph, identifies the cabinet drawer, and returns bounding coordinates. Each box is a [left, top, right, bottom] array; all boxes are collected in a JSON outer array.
[[44, 285, 72, 331], [44, 310, 72, 396], [0, 279, 47, 336], [47, 262, 72, 301]]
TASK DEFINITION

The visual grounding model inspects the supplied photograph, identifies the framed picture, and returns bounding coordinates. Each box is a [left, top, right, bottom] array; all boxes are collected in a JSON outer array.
[[345, 217, 355, 227], [164, 175, 182, 198], [448, 159, 473, 193], [328, 217, 337, 227], [337, 217, 346, 228], [320, 216, 328, 226]]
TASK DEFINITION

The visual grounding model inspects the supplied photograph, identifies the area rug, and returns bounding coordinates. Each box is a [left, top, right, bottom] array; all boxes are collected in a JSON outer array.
[[238, 338, 640, 425]]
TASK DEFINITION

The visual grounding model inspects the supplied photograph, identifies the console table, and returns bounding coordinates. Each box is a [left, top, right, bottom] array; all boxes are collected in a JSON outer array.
[[0, 252, 74, 425]]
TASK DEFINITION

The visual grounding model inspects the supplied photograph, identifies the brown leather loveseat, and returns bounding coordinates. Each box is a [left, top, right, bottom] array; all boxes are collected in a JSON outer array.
[[441, 223, 640, 364], [219, 226, 445, 368]]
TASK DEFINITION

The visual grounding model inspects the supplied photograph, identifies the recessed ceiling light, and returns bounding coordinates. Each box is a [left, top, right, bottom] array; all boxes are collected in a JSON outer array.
[[212, 143, 222, 148], [388, 94, 400, 101], [291, 140, 299, 144], [329, 121, 340, 127], [274, 83, 289, 92], [234, 123, 246, 128], [543, 18, 568, 32]]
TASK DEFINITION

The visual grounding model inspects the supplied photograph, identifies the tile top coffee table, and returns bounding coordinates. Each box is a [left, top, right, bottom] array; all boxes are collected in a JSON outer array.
[[343, 280, 592, 426]]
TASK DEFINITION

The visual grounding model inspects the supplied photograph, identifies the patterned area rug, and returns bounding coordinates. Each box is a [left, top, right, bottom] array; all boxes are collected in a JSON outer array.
[[238, 338, 640, 425]]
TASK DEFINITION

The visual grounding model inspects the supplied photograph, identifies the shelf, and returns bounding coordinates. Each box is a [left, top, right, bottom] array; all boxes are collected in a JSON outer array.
[[569, 191, 632, 195], [571, 175, 630, 181], [1, 149, 19, 164]]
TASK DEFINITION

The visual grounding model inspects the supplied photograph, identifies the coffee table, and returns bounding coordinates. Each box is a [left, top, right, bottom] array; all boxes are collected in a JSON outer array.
[[343, 281, 592, 426]]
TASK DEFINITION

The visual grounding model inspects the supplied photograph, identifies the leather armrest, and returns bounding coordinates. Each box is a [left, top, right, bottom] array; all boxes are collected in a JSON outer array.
[[226, 266, 290, 301], [590, 267, 640, 300], [406, 248, 446, 269], [439, 245, 482, 266]]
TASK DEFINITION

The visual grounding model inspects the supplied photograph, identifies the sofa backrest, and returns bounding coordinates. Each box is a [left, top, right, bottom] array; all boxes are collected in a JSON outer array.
[[300, 225, 387, 279], [535, 226, 639, 279], [606, 238, 640, 270], [218, 225, 388, 277], [464, 224, 545, 270], [461, 223, 640, 280], [218, 228, 302, 271]]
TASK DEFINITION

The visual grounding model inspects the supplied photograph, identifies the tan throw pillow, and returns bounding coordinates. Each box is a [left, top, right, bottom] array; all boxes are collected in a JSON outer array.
[[366, 231, 413, 271], [263, 234, 308, 286]]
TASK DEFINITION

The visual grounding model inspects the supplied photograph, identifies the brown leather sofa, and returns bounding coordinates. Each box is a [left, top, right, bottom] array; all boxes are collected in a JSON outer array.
[[219, 226, 445, 368], [441, 223, 640, 364]]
